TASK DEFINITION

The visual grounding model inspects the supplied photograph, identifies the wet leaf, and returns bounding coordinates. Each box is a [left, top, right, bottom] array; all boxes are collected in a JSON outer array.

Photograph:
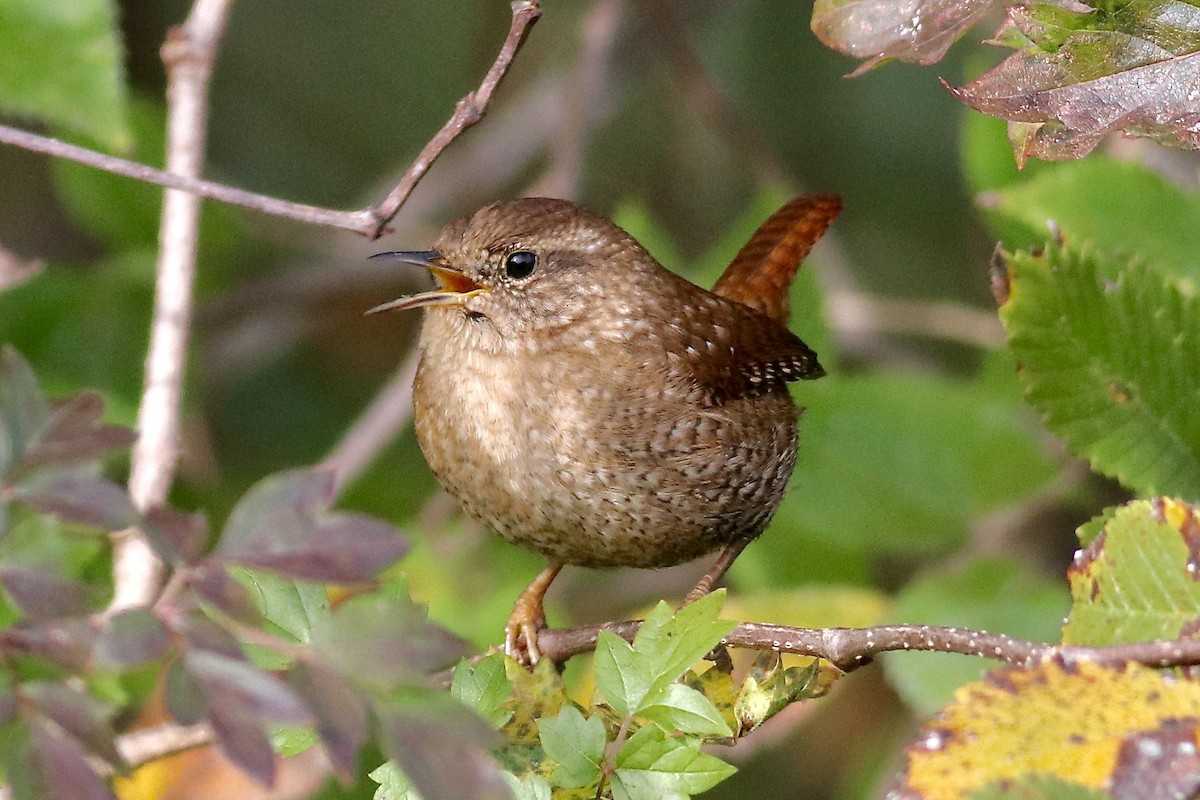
[[998, 244, 1200, 501], [812, 0, 1001, 70], [1063, 498, 1200, 645], [952, 0, 1200, 163], [94, 607, 170, 668], [899, 661, 1200, 799], [537, 704, 605, 788], [214, 469, 408, 582], [375, 696, 509, 800]]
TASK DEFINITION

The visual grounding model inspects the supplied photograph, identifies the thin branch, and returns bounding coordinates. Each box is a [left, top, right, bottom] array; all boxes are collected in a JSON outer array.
[[112, 0, 234, 613], [0, 1, 541, 240], [533, 620, 1200, 673], [115, 722, 214, 773], [320, 345, 422, 497], [826, 291, 1005, 349]]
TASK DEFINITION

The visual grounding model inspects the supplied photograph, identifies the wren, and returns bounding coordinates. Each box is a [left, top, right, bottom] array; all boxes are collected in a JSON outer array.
[[370, 195, 841, 663]]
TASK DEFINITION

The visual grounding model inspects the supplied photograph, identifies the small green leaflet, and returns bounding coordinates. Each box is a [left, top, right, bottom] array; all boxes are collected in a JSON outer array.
[[537, 705, 605, 788], [610, 725, 736, 800]]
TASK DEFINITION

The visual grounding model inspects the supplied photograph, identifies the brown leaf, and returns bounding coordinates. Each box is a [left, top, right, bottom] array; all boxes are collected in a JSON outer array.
[[952, 2, 1200, 163], [812, 0, 1002, 71]]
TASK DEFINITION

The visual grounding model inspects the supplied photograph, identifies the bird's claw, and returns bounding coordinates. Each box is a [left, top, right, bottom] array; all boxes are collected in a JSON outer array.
[[504, 592, 547, 666]]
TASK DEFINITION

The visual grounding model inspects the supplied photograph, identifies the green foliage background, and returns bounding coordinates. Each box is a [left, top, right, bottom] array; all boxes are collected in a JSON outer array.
[[1, 1, 1198, 799]]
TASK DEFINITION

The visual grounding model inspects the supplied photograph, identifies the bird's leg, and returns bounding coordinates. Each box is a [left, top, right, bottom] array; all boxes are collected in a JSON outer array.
[[505, 561, 564, 666], [684, 538, 752, 605]]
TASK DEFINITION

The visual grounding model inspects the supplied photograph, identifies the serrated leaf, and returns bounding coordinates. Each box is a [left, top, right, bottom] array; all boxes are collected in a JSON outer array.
[[882, 557, 1068, 715], [233, 567, 328, 643], [0, 0, 131, 150], [375, 696, 509, 800], [638, 683, 731, 737], [214, 469, 408, 582], [999, 244, 1200, 500], [981, 157, 1200, 286], [94, 608, 170, 668], [451, 652, 513, 729], [370, 760, 420, 800], [633, 592, 736, 703], [311, 590, 467, 690], [952, 1, 1200, 162], [899, 661, 1200, 800], [593, 630, 652, 717], [611, 725, 736, 800], [1063, 498, 1200, 645], [537, 705, 605, 788], [495, 656, 570, 778]]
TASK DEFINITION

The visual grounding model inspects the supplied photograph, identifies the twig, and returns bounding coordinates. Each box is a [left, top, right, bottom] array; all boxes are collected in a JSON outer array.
[[533, 620, 1200, 673], [826, 291, 1005, 349], [320, 346, 422, 497], [113, 0, 234, 613], [0, 2, 540, 240], [115, 722, 214, 773]]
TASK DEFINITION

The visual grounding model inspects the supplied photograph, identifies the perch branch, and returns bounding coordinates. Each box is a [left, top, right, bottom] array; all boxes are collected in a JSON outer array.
[[113, 0, 234, 613], [0, 1, 541, 239]]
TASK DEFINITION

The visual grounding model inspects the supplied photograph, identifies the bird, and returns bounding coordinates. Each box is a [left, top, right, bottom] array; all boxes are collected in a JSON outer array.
[[369, 194, 841, 663]]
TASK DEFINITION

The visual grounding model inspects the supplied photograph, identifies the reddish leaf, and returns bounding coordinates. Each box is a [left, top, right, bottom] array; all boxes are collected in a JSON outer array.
[[188, 566, 261, 624], [376, 697, 509, 800], [25, 681, 123, 768], [0, 564, 92, 618], [311, 592, 467, 691], [29, 718, 117, 800], [165, 660, 208, 725], [175, 610, 247, 660], [94, 608, 170, 668], [141, 505, 210, 566], [952, 1, 1200, 163], [289, 661, 368, 779], [812, 0, 1001, 71], [207, 695, 280, 786], [9, 469, 137, 531], [213, 469, 409, 583], [14, 391, 135, 474], [6, 618, 98, 671]]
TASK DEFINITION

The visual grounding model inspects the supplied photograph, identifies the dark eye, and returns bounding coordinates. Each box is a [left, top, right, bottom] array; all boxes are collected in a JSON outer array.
[[504, 250, 537, 280]]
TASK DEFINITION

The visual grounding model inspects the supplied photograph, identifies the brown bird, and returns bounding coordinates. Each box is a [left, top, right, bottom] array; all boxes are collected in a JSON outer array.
[[370, 195, 841, 663]]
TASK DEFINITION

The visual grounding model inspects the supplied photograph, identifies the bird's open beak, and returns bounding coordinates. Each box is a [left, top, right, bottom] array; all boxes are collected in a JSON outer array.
[[365, 250, 487, 314]]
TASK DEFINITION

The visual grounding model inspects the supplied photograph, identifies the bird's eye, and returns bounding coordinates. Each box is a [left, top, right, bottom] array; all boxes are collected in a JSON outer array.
[[504, 250, 537, 280]]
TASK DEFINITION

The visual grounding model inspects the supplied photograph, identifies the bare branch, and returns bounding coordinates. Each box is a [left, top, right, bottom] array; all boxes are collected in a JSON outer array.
[[534, 620, 1200, 673], [112, 0, 234, 613], [115, 722, 213, 772], [0, 1, 541, 239]]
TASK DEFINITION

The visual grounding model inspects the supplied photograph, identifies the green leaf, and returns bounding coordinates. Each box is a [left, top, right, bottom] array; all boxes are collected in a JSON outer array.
[[981, 157, 1200, 287], [593, 630, 650, 717], [269, 725, 319, 758], [611, 725, 736, 800], [451, 653, 513, 729], [634, 592, 735, 700], [0, 0, 131, 150], [881, 557, 1069, 715], [500, 772, 552, 800], [370, 761, 421, 800], [233, 567, 329, 644], [733, 653, 837, 736], [739, 366, 1056, 585], [638, 683, 731, 737], [970, 773, 1113, 799], [1063, 498, 1200, 645], [999, 244, 1200, 501], [537, 705, 605, 788]]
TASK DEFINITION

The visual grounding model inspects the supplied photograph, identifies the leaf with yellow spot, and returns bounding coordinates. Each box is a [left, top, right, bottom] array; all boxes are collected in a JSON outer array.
[[733, 651, 839, 737], [1064, 498, 1200, 646], [494, 656, 570, 780], [898, 660, 1200, 800]]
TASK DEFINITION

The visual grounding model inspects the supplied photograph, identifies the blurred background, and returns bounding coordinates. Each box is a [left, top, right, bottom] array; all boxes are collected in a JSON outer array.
[[2, 1, 1193, 797]]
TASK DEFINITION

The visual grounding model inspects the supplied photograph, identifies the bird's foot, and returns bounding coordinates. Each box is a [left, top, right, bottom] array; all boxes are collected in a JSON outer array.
[[504, 590, 547, 666]]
